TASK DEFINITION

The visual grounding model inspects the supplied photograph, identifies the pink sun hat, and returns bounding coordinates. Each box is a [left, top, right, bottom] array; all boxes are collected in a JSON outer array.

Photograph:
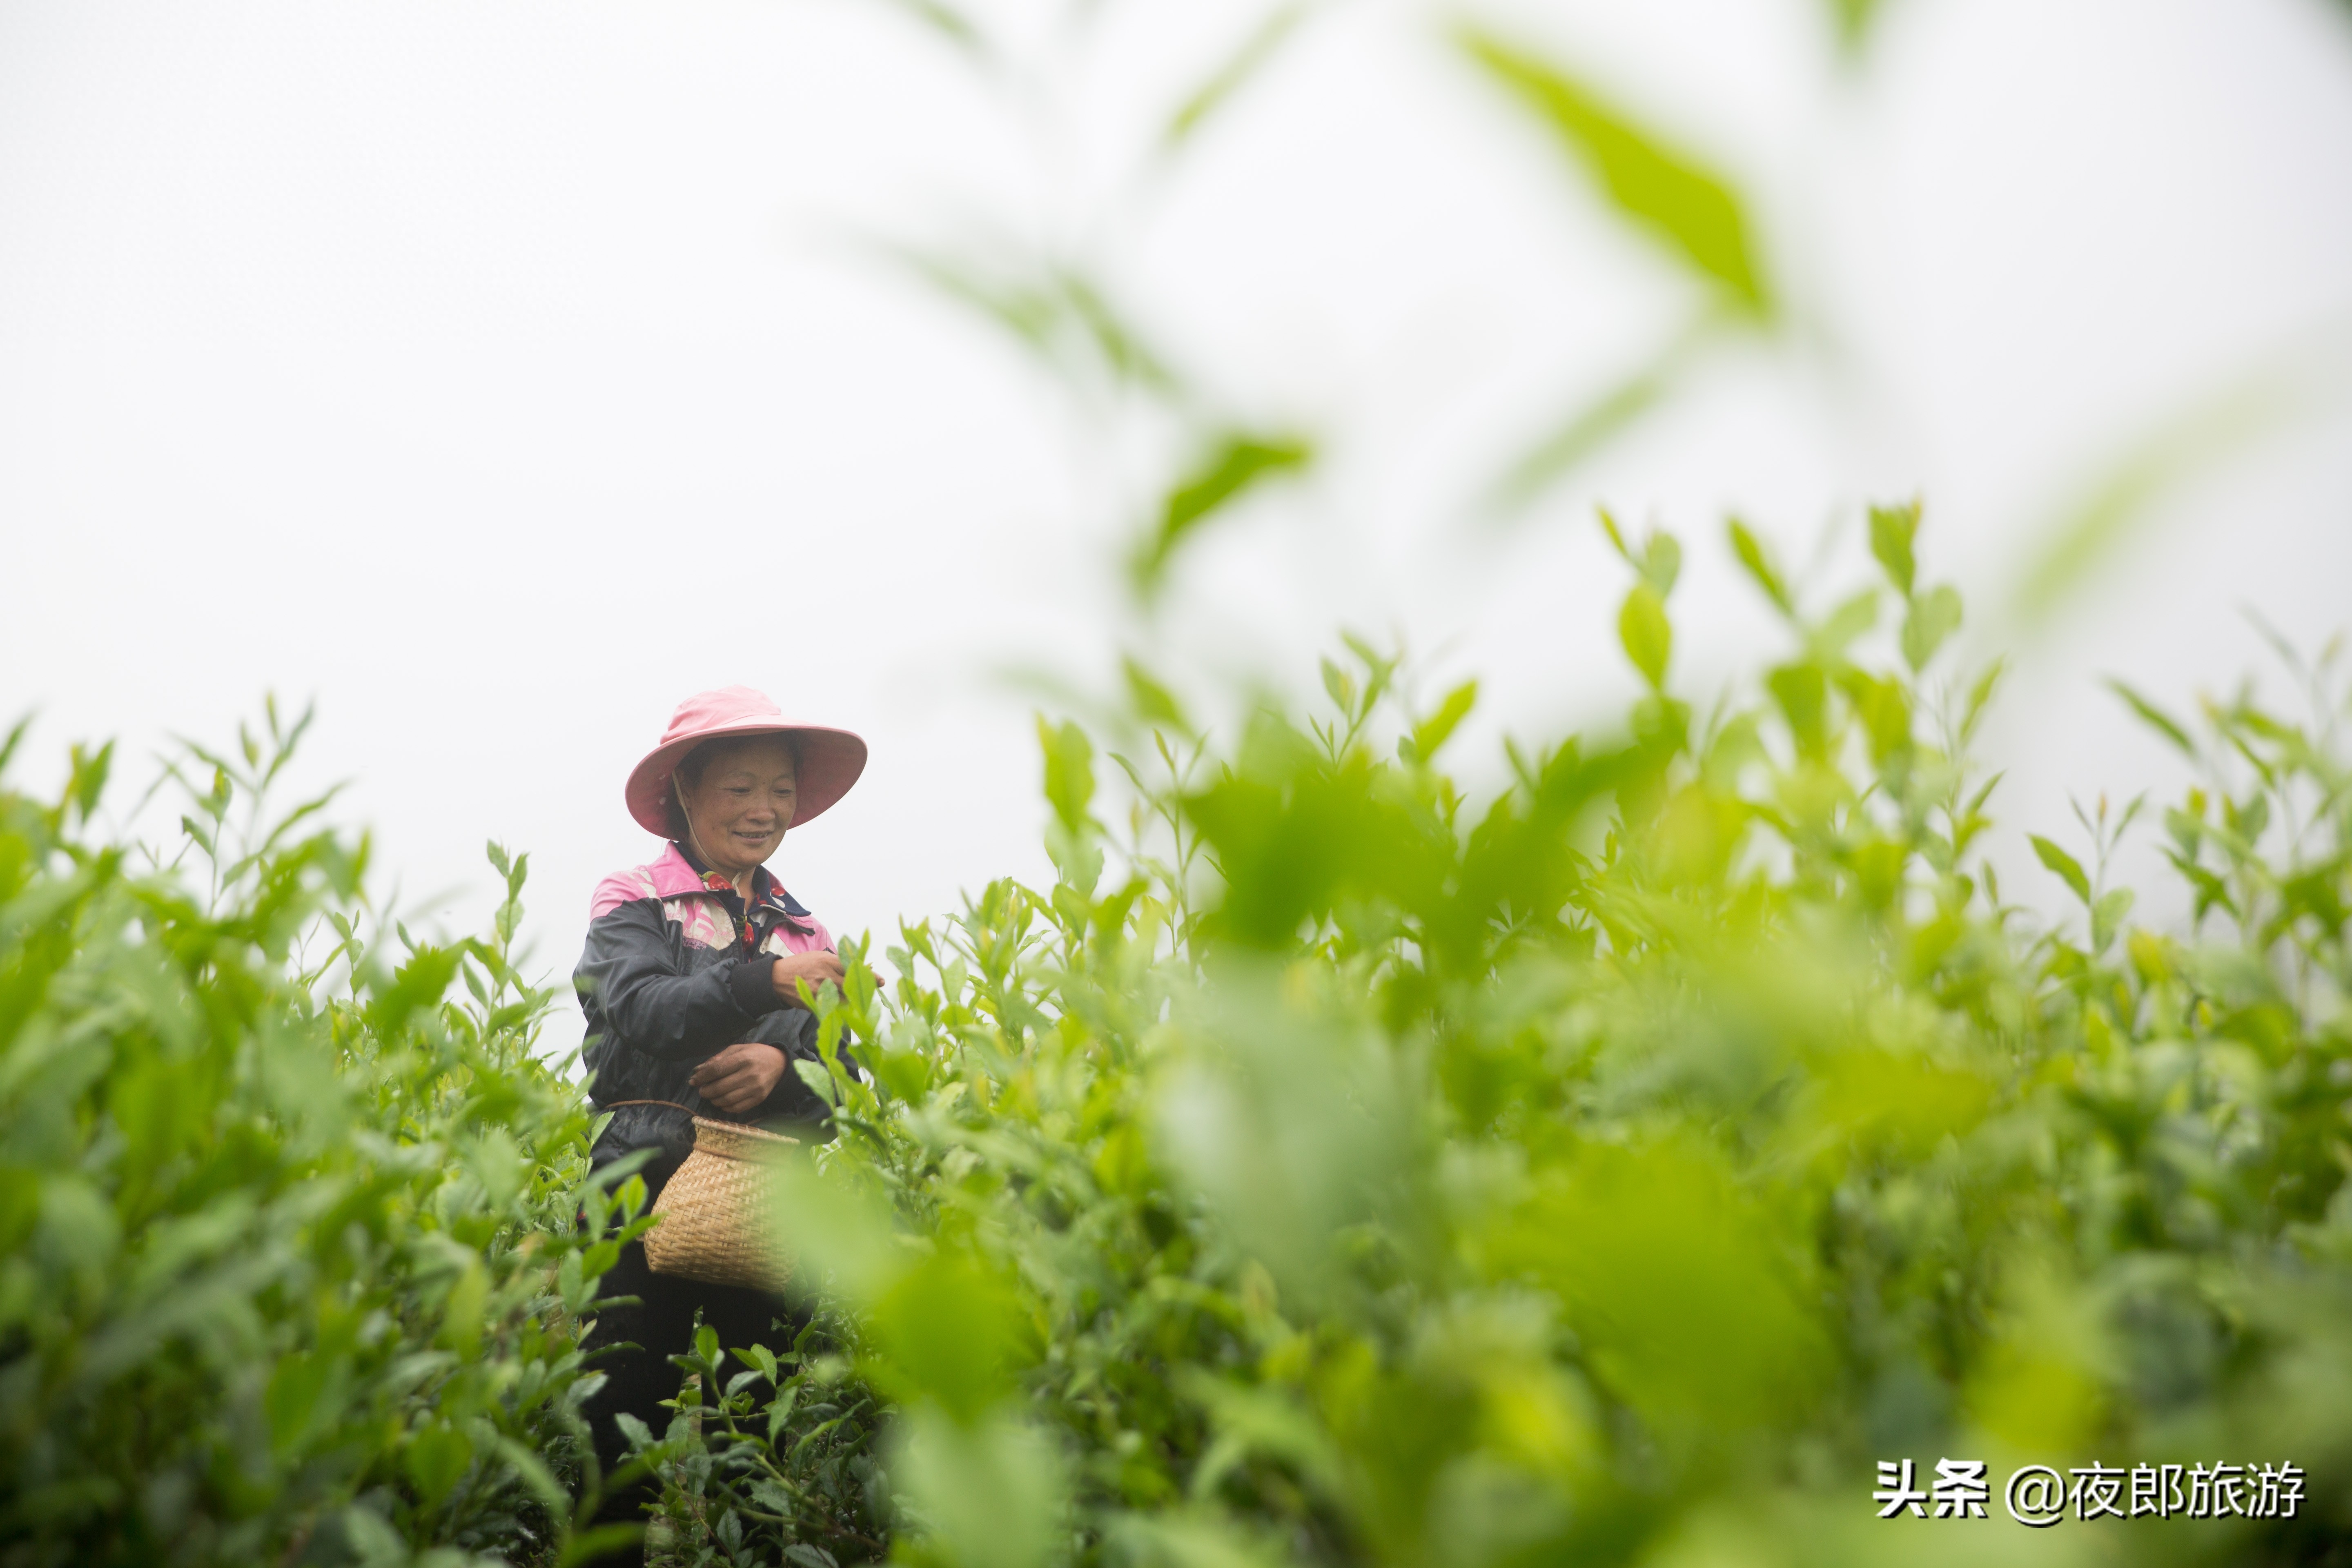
[[624, 686, 868, 837]]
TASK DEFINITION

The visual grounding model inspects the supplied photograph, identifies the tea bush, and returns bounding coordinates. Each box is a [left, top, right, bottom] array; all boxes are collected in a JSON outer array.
[[11, 510, 2351, 1568], [722, 508, 2352, 1568], [0, 706, 647, 1568]]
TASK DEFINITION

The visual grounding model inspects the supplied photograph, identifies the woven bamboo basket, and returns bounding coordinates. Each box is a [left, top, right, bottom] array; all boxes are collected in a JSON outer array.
[[641, 1115, 800, 1293]]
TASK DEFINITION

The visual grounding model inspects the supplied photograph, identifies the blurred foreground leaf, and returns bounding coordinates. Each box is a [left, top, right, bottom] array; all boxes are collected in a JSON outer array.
[[1460, 27, 1771, 317], [2015, 368, 2304, 621], [1132, 430, 1315, 595], [1166, 3, 1314, 147], [1826, 0, 1895, 56]]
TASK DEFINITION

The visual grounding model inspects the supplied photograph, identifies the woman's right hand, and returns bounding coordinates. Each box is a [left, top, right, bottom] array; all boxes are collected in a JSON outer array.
[[771, 949, 845, 1004]]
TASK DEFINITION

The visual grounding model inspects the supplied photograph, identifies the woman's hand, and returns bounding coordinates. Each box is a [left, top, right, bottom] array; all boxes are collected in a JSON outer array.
[[770, 949, 846, 1006], [689, 1041, 788, 1114]]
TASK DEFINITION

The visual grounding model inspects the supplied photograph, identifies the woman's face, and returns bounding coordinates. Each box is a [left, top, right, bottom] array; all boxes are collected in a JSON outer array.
[[677, 737, 798, 878]]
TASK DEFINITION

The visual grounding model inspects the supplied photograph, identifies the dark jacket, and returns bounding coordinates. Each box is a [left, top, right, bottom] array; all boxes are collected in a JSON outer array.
[[575, 841, 836, 1197]]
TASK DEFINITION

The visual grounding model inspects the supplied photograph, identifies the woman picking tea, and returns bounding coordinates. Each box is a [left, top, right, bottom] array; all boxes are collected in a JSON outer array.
[[571, 686, 865, 1556]]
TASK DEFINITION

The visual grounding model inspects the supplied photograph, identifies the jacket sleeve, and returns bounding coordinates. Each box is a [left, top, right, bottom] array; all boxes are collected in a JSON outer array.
[[575, 898, 775, 1062], [739, 1006, 837, 1136]]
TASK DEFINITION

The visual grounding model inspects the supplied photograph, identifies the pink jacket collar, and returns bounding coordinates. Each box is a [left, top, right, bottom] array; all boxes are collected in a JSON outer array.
[[646, 842, 812, 919]]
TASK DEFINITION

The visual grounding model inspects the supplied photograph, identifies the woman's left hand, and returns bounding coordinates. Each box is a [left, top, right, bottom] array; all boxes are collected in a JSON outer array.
[[688, 1042, 788, 1114]]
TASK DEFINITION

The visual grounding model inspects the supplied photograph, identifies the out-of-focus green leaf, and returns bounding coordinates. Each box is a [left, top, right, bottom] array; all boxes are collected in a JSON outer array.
[[1131, 431, 1314, 594], [2029, 833, 2092, 906], [1166, 3, 1311, 147], [1459, 29, 1771, 317], [867, 1253, 1017, 1423], [1826, 0, 1893, 55], [1492, 327, 1707, 510], [1487, 1138, 1825, 1432], [1900, 583, 1962, 671], [404, 1422, 472, 1508], [1596, 510, 1680, 597], [897, 249, 1178, 396], [892, 1407, 1063, 1568], [1867, 499, 1919, 596], [1154, 969, 1412, 1308], [1808, 587, 1878, 659], [2107, 678, 2195, 755], [1037, 715, 1097, 833], [0, 714, 29, 776], [1596, 505, 1632, 563], [1727, 517, 1793, 616], [1124, 656, 1191, 732], [1108, 1510, 1292, 1568], [878, 0, 984, 56], [1410, 680, 1479, 763], [67, 739, 113, 823], [2016, 369, 2301, 621], [1039, 715, 1105, 892], [1639, 530, 1681, 598], [2092, 886, 2136, 953], [1319, 656, 1359, 719], [1619, 583, 1672, 690]]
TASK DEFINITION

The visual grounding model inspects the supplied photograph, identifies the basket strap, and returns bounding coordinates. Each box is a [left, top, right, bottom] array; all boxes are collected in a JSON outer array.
[[601, 1099, 695, 1114]]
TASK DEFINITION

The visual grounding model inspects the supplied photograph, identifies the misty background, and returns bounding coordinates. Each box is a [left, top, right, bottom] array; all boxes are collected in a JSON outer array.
[[3, 0, 2348, 1055]]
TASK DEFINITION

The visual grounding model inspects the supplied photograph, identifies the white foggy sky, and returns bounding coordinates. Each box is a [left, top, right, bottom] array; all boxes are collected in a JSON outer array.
[[2, 0, 2349, 1054]]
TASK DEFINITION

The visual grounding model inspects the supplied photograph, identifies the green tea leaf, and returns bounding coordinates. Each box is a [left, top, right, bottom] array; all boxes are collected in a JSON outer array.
[[878, 0, 984, 56], [1133, 432, 1314, 593], [1461, 29, 1770, 316], [1809, 588, 1879, 658], [1411, 681, 1479, 763], [1167, 3, 1310, 147], [1123, 657, 1191, 732], [1597, 506, 1633, 564], [1728, 517, 1793, 615], [67, 740, 113, 822], [1900, 583, 1963, 671], [1493, 328, 1705, 508], [1868, 499, 1919, 596], [868, 1254, 1017, 1422], [1962, 658, 2007, 743], [1319, 657, 1358, 719], [1827, 0, 1893, 54], [1642, 531, 1682, 598], [405, 1422, 473, 1507], [2017, 367, 2299, 621], [559, 1526, 650, 1568], [893, 1408, 1065, 1568], [2029, 834, 2092, 906], [2106, 679, 2196, 756], [1620, 584, 1673, 690], [1037, 716, 1097, 833], [2092, 886, 2136, 954], [895, 250, 1177, 395], [795, 1057, 839, 1108]]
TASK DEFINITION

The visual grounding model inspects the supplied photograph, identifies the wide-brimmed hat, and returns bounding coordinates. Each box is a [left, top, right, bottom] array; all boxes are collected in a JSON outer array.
[[624, 686, 867, 837]]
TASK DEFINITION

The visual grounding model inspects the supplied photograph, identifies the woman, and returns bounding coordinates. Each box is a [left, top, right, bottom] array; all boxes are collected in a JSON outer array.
[[571, 685, 866, 1549]]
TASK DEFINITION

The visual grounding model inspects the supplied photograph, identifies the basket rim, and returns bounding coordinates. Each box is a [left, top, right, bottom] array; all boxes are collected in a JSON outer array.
[[688, 1114, 802, 1160]]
